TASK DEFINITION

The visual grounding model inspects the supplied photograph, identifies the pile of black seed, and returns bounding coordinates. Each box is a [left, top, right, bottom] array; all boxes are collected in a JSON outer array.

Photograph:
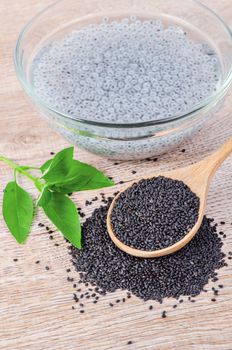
[[110, 176, 200, 250], [70, 200, 226, 302]]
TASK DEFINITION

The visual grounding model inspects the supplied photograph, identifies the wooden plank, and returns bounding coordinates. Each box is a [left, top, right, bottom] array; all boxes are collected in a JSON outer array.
[[0, 1, 232, 349]]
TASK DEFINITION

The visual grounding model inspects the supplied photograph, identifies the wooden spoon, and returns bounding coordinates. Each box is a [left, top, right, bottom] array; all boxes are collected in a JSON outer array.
[[107, 138, 232, 258]]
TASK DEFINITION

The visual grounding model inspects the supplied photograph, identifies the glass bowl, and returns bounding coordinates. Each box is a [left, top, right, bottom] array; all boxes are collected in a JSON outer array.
[[14, 0, 232, 160]]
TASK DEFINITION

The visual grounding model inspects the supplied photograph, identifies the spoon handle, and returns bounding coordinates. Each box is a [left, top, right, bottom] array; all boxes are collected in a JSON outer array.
[[201, 137, 232, 178]]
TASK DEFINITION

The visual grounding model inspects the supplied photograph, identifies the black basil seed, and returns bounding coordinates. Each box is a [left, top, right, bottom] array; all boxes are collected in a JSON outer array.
[[110, 176, 200, 250], [162, 311, 167, 318], [70, 199, 226, 303]]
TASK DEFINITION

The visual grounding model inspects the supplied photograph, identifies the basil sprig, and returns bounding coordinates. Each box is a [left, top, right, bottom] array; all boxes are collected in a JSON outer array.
[[1, 147, 114, 248]]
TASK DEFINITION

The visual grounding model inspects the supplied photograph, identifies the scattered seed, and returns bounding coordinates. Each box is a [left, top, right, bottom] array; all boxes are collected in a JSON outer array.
[[70, 200, 226, 303], [45, 266, 50, 270], [162, 311, 167, 318]]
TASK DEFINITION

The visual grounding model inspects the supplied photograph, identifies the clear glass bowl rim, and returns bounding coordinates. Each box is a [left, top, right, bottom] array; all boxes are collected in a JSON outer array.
[[14, 0, 232, 129]]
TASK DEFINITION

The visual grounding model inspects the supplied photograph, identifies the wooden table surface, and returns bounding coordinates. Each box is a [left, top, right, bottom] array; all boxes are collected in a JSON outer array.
[[1, 1, 232, 349]]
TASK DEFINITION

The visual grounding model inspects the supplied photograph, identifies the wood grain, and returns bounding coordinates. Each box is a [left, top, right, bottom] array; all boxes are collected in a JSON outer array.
[[0, 1, 232, 349]]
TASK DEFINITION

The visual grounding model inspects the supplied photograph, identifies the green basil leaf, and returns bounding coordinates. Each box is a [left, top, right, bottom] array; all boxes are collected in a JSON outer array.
[[41, 147, 74, 182], [38, 188, 81, 248], [40, 159, 52, 173], [51, 160, 114, 193], [2, 181, 34, 244], [36, 184, 50, 207]]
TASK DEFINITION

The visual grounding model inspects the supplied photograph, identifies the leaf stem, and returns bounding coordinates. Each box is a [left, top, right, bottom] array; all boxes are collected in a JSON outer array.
[[0, 156, 43, 191]]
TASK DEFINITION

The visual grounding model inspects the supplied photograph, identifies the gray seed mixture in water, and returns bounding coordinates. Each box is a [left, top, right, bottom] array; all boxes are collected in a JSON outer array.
[[32, 17, 220, 123], [70, 201, 226, 302], [111, 176, 200, 250]]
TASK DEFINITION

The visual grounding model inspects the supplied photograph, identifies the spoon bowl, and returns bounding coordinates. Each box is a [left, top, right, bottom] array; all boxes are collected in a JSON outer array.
[[107, 138, 232, 258]]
